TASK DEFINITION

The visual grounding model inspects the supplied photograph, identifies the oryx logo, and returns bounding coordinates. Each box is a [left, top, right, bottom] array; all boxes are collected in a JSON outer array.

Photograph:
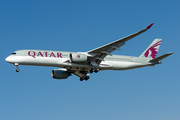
[[77, 55, 80, 58], [144, 40, 161, 59]]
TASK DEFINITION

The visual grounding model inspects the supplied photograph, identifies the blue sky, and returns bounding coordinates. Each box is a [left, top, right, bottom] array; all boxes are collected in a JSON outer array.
[[0, 0, 179, 120]]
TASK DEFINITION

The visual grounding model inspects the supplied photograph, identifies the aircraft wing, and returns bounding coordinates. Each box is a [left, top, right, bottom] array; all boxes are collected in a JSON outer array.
[[87, 23, 154, 64], [65, 68, 89, 78], [72, 71, 89, 78]]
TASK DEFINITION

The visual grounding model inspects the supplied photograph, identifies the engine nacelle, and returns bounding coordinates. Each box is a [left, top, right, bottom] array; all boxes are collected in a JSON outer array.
[[52, 69, 71, 79], [70, 53, 88, 63]]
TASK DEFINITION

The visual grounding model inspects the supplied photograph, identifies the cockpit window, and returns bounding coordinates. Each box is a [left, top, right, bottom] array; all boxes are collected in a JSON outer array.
[[11, 52, 16, 55]]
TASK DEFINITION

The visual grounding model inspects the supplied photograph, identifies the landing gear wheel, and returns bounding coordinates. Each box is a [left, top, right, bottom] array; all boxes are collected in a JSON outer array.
[[90, 68, 99, 73], [94, 69, 99, 73], [80, 77, 84, 81], [16, 69, 20, 72], [80, 76, 90, 81], [84, 76, 90, 81], [90, 69, 94, 73]]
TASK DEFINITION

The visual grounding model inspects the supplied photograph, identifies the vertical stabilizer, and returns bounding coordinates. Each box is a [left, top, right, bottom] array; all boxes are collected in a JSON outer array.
[[139, 39, 162, 59]]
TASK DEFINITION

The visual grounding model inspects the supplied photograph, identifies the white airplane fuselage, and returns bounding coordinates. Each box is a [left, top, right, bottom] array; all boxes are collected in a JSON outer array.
[[5, 49, 152, 71]]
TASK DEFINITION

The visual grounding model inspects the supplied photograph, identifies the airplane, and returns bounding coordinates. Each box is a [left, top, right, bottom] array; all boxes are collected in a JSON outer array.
[[5, 23, 173, 81]]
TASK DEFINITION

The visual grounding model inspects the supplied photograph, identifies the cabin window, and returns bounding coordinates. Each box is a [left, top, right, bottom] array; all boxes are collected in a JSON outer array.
[[11, 52, 16, 55]]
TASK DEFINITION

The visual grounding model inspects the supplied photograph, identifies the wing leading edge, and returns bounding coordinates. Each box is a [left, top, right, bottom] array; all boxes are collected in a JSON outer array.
[[87, 23, 154, 64]]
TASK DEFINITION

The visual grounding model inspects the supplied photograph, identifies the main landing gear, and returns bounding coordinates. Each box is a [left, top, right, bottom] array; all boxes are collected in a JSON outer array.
[[80, 76, 90, 81], [79, 67, 99, 81], [15, 63, 20, 72], [90, 68, 99, 73], [89, 61, 99, 73]]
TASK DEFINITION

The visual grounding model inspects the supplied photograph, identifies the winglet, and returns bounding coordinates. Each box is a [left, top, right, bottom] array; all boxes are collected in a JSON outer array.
[[146, 23, 154, 29]]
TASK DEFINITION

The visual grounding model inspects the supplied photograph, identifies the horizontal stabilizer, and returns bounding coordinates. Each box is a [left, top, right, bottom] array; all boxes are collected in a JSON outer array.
[[149, 52, 174, 63]]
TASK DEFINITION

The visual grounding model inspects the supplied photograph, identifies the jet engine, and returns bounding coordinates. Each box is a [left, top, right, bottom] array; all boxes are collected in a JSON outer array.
[[70, 53, 88, 63], [52, 69, 71, 79]]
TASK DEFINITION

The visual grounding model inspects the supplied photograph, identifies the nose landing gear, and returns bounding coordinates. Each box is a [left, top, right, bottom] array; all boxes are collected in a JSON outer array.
[[15, 63, 20, 72], [16, 68, 20, 72]]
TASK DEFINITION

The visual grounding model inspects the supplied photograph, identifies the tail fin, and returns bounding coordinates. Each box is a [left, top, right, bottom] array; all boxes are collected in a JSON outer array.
[[139, 39, 162, 59]]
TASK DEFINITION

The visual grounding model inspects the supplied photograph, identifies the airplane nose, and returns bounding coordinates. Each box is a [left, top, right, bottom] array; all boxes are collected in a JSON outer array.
[[5, 56, 11, 62]]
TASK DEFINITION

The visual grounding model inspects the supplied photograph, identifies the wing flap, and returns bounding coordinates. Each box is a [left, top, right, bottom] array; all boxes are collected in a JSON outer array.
[[73, 71, 89, 77]]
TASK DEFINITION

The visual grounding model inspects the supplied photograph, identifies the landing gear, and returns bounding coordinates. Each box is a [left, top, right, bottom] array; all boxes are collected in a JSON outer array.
[[80, 76, 84, 81], [16, 68, 20, 72], [80, 76, 90, 81], [84, 76, 89, 80], [94, 69, 99, 73], [90, 68, 99, 73], [90, 69, 94, 73], [90, 61, 99, 73], [15, 63, 20, 72]]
